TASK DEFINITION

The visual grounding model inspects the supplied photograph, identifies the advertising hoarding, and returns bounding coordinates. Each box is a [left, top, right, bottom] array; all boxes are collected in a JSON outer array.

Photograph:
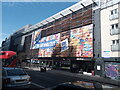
[[61, 38, 69, 52], [70, 24, 93, 57], [38, 33, 60, 57], [30, 29, 42, 49], [37, 24, 93, 58], [60, 31, 70, 57]]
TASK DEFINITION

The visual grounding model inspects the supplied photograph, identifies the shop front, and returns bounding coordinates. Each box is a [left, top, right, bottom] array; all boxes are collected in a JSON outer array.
[[39, 59, 53, 68], [53, 59, 71, 70], [70, 59, 95, 75], [94, 58, 120, 80]]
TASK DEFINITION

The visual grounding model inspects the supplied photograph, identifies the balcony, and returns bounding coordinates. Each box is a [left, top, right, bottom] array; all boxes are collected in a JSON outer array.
[[111, 44, 120, 51], [110, 28, 120, 35], [109, 13, 119, 20]]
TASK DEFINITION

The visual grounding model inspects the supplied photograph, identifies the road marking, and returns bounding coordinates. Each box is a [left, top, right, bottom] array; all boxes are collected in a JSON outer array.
[[32, 82, 45, 88]]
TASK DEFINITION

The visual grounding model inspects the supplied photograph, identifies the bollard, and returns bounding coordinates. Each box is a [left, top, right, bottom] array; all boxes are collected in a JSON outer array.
[[92, 70, 94, 76]]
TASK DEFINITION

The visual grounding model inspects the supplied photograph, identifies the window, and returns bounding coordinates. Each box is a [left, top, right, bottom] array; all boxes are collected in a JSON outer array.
[[112, 40, 115, 44], [111, 39, 120, 51], [110, 9, 118, 15], [112, 40, 120, 45], [2, 70, 6, 76], [110, 23, 119, 35], [115, 24, 118, 29], [112, 25, 114, 29], [114, 9, 117, 14], [106, 0, 112, 2], [111, 10, 113, 15], [0, 52, 5, 55], [116, 40, 119, 44], [7, 69, 27, 76], [109, 8, 118, 20], [111, 23, 118, 29]]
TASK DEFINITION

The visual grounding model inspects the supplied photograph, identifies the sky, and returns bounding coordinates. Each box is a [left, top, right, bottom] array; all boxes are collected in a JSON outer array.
[[1, 1, 78, 47]]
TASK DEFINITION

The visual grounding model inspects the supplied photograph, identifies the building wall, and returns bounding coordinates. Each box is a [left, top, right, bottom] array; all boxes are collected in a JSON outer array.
[[101, 3, 120, 58], [93, 8, 101, 58], [119, 2, 120, 58], [24, 34, 32, 59], [2, 36, 12, 51], [13, 35, 22, 52], [31, 7, 94, 58], [11, 25, 32, 52]]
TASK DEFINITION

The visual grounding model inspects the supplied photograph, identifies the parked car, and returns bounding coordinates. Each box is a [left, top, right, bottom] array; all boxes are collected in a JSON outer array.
[[2, 67, 31, 89]]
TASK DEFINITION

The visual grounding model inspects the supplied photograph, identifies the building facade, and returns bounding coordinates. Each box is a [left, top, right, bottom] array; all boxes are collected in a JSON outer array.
[[2, 35, 13, 51], [94, 0, 120, 80], [2, 0, 120, 80], [101, 0, 120, 58], [12, 24, 32, 52], [29, 0, 101, 74]]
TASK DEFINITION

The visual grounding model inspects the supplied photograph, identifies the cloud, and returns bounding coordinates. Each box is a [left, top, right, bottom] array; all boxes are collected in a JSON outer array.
[[0, 33, 8, 37]]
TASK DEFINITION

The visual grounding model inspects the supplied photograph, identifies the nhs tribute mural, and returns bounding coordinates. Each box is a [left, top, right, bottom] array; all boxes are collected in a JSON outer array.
[[31, 24, 93, 58]]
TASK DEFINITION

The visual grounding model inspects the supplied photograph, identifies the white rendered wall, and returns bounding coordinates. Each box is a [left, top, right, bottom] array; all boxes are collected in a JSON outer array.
[[101, 4, 120, 57]]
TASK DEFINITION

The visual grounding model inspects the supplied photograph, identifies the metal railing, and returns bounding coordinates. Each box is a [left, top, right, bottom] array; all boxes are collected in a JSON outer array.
[[110, 28, 120, 35], [111, 44, 120, 51], [109, 13, 119, 20]]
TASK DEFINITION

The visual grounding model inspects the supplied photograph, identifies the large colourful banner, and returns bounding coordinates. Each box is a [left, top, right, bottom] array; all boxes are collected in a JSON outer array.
[[61, 38, 69, 52], [38, 33, 60, 57], [31, 29, 42, 49], [36, 24, 93, 57], [70, 24, 93, 57]]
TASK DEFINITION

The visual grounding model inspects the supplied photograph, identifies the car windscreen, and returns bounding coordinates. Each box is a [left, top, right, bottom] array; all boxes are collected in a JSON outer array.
[[7, 69, 27, 76]]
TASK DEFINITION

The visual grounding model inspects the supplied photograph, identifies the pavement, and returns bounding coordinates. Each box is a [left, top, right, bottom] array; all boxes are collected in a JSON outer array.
[[24, 67, 120, 87], [24, 66, 52, 71]]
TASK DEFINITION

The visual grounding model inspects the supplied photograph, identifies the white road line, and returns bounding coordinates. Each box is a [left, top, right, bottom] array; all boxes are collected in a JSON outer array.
[[32, 82, 45, 88]]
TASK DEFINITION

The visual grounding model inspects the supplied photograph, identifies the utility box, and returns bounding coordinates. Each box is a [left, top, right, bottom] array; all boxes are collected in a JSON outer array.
[[94, 59, 104, 77]]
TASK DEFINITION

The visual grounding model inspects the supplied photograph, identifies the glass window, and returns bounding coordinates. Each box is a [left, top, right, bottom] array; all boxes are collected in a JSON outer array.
[[7, 69, 27, 76], [115, 24, 118, 29], [111, 25, 114, 29], [116, 40, 119, 44], [114, 9, 118, 14], [106, 0, 112, 2], [112, 40, 115, 44], [0, 52, 5, 55], [2, 70, 6, 76], [111, 10, 113, 15]]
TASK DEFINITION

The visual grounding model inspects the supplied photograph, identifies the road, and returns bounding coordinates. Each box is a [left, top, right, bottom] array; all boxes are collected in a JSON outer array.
[[26, 69, 84, 89], [25, 69, 120, 90], [2, 68, 119, 90]]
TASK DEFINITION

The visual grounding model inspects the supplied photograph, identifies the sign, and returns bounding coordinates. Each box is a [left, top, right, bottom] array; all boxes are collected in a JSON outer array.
[[38, 33, 60, 57], [61, 38, 69, 52], [97, 65, 101, 70], [31, 29, 42, 49], [39, 40, 56, 49], [102, 51, 110, 58]]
